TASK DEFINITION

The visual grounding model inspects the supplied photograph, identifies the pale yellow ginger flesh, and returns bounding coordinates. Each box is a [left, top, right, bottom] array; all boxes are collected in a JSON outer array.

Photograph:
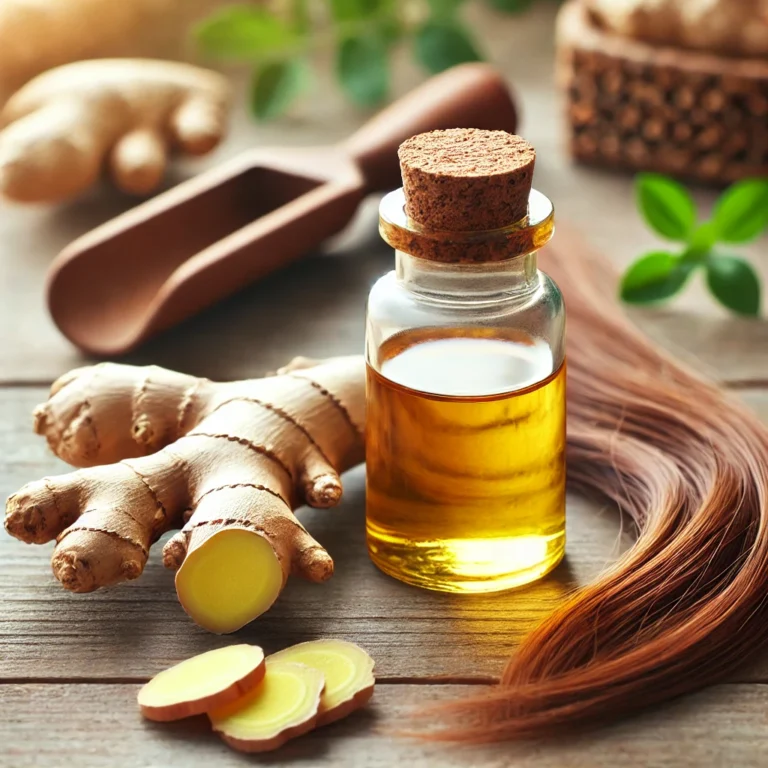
[[0, 59, 231, 203], [270, 639, 376, 725], [176, 529, 285, 634], [138, 644, 266, 722], [5, 358, 365, 633], [138, 641, 375, 752], [209, 660, 326, 753]]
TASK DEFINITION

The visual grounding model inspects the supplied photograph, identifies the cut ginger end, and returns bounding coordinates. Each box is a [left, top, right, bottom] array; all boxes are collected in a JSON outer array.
[[137, 645, 266, 722], [175, 528, 285, 634], [209, 659, 326, 753], [270, 639, 375, 725]]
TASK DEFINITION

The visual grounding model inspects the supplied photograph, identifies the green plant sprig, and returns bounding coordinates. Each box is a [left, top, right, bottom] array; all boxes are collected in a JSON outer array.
[[195, 0, 536, 120], [621, 174, 767, 316]]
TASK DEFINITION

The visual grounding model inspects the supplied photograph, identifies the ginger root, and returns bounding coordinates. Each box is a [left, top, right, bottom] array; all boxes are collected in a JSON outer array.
[[209, 659, 326, 753], [586, 0, 768, 58], [138, 644, 266, 722], [270, 639, 375, 725], [0, 59, 231, 203], [5, 357, 365, 633], [0, 0, 227, 103], [139, 640, 375, 752]]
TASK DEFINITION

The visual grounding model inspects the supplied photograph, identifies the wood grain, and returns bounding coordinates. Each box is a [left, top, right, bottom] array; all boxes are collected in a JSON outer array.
[[3, 682, 768, 768]]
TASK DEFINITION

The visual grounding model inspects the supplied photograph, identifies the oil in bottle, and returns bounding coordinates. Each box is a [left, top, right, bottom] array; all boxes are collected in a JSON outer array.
[[366, 328, 566, 593], [365, 129, 566, 593]]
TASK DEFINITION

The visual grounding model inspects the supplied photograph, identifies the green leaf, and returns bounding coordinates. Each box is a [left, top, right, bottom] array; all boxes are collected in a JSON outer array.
[[635, 174, 697, 242], [685, 222, 716, 259], [251, 59, 307, 121], [337, 35, 389, 107], [712, 179, 768, 244], [486, 0, 535, 12], [706, 254, 761, 316], [330, 0, 382, 22], [414, 20, 482, 75], [196, 6, 299, 58], [427, 0, 466, 18], [620, 252, 694, 304]]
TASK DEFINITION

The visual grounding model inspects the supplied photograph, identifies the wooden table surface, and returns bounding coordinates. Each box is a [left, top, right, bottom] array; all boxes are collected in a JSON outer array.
[[1, 5, 767, 767]]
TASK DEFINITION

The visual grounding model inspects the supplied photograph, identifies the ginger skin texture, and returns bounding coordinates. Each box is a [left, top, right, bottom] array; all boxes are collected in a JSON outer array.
[[0, 59, 231, 203], [587, 0, 768, 58], [0, 0, 226, 103], [5, 358, 365, 633]]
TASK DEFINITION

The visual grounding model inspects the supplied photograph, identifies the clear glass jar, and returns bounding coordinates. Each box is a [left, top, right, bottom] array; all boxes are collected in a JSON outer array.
[[365, 187, 566, 594]]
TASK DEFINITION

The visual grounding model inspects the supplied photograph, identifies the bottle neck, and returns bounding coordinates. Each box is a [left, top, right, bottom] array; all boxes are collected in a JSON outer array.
[[395, 251, 539, 304]]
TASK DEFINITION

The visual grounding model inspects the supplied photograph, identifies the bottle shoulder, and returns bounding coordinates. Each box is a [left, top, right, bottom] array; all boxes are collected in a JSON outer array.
[[366, 269, 566, 372]]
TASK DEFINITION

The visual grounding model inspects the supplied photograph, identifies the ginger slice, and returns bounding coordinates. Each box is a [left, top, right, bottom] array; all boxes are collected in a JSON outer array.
[[209, 659, 325, 753], [270, 639, 375, 725], [138, 644, 265, 722], [175, 528, 285, 635]]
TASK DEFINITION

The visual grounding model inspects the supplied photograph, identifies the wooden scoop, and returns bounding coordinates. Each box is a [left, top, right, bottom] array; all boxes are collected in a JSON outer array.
[[47, 63, 518, 356]]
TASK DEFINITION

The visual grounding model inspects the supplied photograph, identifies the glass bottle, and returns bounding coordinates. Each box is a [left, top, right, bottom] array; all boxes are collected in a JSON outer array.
[[365, 130, 566, 594]]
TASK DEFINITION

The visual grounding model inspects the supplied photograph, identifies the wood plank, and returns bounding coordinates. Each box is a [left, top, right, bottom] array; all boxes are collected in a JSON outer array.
[[2, 681, 768, 767], [0, 3, 765, 384], [3, 387, 768, 682]]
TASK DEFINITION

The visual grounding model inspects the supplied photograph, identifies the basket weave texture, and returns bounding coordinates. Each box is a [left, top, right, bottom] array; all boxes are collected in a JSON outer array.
[[557, 0, 768, 183]]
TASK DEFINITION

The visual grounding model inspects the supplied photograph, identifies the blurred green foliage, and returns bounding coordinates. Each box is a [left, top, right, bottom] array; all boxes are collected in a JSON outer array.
[[621, 175, 766, 316], [195, 0, 537, 119]]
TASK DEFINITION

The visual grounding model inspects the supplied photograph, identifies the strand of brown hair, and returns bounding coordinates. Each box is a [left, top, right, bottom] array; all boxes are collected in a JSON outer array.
[[414, 224, 768, 741]]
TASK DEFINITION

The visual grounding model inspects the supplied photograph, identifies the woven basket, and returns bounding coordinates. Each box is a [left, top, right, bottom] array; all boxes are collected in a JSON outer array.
[[556, 0, 768, 183]]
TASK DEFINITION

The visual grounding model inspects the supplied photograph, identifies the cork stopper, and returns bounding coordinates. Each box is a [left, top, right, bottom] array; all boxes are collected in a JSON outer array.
[[398, 129, 535, 232]]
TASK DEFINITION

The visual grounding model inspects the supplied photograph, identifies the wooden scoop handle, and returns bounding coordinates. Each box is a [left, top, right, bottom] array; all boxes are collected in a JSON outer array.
[[343, 63, 518, 193]]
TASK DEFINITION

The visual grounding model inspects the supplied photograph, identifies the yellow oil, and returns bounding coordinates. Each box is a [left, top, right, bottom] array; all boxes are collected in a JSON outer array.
[[366, 328, 566, 593]]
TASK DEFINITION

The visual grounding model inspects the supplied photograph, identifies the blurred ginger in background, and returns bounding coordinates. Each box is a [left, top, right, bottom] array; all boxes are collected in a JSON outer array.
[[0, 0, 229, 103]]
